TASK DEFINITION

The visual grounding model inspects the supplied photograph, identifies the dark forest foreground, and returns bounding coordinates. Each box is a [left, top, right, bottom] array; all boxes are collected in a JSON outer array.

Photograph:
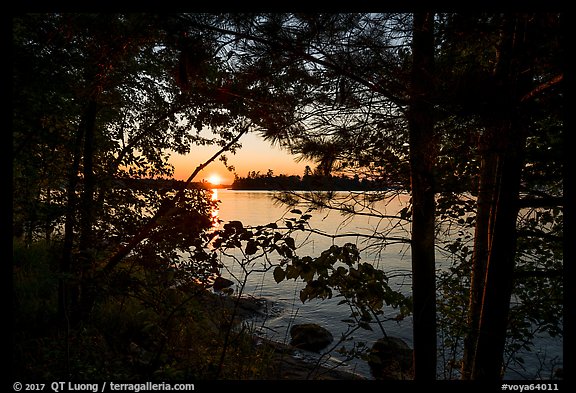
[[12, 239, 367, 381]]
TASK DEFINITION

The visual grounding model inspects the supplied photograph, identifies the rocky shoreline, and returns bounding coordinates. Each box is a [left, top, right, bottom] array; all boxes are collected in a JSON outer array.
[[213, 291, 412, 380], [255, 337, 369, 380], [209, 292, 368, 379]]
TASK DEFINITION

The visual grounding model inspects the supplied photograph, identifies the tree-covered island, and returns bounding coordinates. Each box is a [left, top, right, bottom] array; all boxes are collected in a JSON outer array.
[[230, 167, 403, 191]]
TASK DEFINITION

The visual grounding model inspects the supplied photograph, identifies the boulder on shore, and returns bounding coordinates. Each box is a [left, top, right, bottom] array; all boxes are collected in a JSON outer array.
[[368, 336, 414, 380], [289, 323, 334, 352]]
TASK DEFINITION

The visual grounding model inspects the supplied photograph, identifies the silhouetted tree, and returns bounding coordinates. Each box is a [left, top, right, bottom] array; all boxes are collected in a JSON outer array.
[[408, 12, 437, 380]]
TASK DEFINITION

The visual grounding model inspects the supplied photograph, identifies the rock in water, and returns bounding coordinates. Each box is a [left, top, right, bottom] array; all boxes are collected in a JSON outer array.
[[212, 276, 234, 291]]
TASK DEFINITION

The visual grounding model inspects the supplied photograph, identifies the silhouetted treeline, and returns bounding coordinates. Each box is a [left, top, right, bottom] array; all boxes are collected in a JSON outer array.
[[231, 172, 399, 191]]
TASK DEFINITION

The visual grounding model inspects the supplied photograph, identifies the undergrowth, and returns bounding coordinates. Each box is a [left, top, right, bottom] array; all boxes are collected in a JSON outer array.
[[12, 239, 278, 380]]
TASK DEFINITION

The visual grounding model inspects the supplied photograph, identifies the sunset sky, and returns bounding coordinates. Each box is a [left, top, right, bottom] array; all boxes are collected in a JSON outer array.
[[168, 132, 314, 185]]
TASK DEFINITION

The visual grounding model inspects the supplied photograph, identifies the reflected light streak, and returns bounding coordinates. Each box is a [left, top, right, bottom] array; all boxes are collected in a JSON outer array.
[[210, 188, 220, 228]]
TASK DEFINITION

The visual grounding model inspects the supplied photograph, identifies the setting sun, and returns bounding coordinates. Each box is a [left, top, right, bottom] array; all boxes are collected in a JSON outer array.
[[207, 174, 221, 185]]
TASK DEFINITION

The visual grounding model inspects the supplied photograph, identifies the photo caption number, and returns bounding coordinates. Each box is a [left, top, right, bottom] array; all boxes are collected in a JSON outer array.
[[25, 385, 46, 391]]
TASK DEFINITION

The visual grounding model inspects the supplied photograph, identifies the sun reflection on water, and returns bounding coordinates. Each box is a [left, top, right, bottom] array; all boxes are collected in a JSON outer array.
[[210, 188, 220, 227]]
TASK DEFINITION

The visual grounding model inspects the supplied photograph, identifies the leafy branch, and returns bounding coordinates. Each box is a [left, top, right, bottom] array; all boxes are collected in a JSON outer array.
[[101, 126, 249, 276]]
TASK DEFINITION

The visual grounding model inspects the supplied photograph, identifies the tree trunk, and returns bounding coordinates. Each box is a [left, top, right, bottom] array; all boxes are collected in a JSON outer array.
[[471, 120, 526, 379], [79, 99, 97, 258], [461, 130, 498, 379], [58, 99, 98, 325], [408, 12, 437, 380], [58, 116, 85, 322], [77, 98, 98, 322], [471, 13, 530, 380]]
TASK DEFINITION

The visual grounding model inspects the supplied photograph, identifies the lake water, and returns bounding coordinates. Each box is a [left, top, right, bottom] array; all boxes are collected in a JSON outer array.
[[207, 189, 563, 380]]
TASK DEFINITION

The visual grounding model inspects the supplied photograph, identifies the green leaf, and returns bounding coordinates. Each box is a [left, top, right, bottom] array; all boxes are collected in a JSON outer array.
[[299, 288, 308, 303], [358, 321, 373, 331], [285, 236, 296, 250], [301, 268, 315, 282], [273, 266, 286, 283], [286, 264, 300, 280], [245, 239, 258, 255]]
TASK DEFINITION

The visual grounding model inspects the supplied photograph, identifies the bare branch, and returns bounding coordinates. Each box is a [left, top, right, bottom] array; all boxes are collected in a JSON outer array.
[[521, 74, 563, 103]]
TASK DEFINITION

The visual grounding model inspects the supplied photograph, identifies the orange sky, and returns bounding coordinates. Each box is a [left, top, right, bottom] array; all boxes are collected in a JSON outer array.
[[168, 132, 314, 185]]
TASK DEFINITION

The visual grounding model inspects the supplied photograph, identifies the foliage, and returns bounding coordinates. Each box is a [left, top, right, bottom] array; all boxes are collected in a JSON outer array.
[[12, 239, 280, 380], [435, 199, 563, 379], [276, 243, 412, 330], [13, 240, 60, 338], [210, 208, 411, 340]]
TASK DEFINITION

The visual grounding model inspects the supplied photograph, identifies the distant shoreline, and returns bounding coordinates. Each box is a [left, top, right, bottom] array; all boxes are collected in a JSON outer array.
[[113, 176, 403, 192]]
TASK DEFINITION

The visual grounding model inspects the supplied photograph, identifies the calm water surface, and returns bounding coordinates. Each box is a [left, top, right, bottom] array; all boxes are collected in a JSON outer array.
[[208, 189, 562, 380]]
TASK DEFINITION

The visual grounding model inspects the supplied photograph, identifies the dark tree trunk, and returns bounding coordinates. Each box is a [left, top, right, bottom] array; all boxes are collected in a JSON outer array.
[[471, 120, 526, 379], [461, 130, 498, 379], [471, 13, 530, 380], [77, 98, 98, 322], [58, 99, 98, 325], [58, 119, 85, 322], [408, 12, 437, 380], [56, 100, 94, 375], [79, 99, 97, 258]]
